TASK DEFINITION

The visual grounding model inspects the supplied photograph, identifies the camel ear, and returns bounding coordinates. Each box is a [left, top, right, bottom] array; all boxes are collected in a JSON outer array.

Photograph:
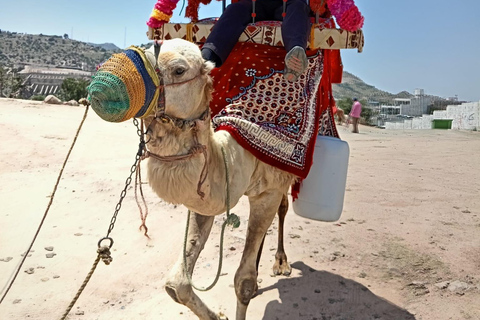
[[145, 47, 157, 68], [202, 60, 215, 75]]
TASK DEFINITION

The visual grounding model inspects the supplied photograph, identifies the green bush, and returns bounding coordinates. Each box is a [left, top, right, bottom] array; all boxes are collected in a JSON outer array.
[[31, 95, 46, 101], [58, 78, 90, 101]]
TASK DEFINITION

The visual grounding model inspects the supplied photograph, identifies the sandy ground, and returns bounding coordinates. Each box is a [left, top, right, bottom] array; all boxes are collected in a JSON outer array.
[[0, 97, 479, 320]]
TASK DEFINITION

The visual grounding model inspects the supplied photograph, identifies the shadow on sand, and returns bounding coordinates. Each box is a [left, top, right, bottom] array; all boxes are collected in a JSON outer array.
[[256, 261, 416, 320]]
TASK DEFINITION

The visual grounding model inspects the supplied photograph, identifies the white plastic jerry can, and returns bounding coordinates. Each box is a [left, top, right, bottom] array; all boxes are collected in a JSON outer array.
[[292, 135, 349, 221]]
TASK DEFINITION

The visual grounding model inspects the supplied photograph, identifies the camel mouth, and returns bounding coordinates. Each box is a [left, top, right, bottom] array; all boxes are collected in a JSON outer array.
[[87, 46, 160, 122]]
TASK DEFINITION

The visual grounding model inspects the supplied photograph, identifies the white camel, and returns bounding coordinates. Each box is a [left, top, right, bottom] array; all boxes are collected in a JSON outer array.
[[142, 39, 297, 320]]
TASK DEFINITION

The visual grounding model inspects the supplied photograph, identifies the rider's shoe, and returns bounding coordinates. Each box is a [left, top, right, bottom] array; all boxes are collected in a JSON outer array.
[[284, 46, 308, 82], [201, 47, 222, 67]]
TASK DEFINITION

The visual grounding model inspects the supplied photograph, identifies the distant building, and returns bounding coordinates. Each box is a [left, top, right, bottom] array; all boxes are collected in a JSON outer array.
[[414, 88, 424, 97], [446, 95, 459, 102], [390, 89, 433, 116], [18, 65, 92, 98], [380, 105, 400, 116]]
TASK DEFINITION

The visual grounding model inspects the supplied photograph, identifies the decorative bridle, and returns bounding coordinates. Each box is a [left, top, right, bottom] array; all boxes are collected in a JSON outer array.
[[141, 40, 210, 199]]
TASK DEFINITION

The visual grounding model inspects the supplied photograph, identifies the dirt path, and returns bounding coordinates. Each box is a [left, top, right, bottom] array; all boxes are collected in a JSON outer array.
[[0, 98, 479, 320]]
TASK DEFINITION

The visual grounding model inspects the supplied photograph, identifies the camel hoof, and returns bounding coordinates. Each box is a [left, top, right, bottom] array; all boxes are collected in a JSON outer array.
[[272, 261, 292, 276]]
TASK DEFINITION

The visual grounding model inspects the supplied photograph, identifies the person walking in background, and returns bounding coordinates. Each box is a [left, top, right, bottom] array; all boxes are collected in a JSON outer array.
[[349, 98, 362, 133]]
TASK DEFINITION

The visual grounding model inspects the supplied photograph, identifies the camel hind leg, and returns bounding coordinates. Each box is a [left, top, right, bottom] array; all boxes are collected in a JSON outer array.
[[254, 193, 291, 276], [165, 212, 224, 320], [272, 194, 292, 276]]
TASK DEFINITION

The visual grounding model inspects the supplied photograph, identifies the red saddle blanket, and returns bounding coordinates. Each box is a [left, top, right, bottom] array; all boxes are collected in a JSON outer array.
[[210, 42, 339, 179]]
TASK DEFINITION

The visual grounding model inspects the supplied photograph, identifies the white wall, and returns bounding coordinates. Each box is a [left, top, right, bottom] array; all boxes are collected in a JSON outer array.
[[384, 101, 480, 130], [447, 102, 480, 130]]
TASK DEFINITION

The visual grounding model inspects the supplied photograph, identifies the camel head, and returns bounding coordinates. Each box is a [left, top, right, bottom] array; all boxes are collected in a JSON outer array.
[[144, 39, 215, 121], [87, 39, 214, 124]]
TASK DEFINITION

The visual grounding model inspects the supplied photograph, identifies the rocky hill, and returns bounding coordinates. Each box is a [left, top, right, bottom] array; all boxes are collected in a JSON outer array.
[[333, 71, 414, 103], [0, 31, 120, 71]]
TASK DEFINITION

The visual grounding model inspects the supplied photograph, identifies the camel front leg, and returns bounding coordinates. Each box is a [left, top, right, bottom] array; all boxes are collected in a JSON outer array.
[[165, 212, 222, 320], [235, 191, 283, 320], [272, 194, 292, 276]]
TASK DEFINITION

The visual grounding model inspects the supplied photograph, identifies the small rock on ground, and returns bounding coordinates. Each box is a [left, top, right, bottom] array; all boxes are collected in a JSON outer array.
[[24, 268, 34, 274]]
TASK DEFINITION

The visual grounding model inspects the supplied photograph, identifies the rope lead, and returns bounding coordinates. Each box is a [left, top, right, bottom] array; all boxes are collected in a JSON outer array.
[[182, 146, 240, 292]]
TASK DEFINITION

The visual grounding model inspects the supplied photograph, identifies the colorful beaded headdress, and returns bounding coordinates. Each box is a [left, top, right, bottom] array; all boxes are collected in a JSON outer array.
[[87, 46, 160, 122]]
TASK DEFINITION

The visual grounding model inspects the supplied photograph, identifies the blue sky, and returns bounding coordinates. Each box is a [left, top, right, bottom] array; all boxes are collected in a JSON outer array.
[[1, 0, 479, 101]]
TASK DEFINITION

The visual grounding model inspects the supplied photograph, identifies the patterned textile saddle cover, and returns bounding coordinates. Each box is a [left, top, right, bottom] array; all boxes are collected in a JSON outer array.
[[210, 41, 339, 179]]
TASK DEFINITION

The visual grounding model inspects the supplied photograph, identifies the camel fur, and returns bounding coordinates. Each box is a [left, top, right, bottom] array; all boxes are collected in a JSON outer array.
[[142, 39, 296, 320]]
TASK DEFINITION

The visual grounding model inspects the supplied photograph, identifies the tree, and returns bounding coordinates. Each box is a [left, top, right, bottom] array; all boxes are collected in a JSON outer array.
[[63, 33, 69, 39], [0, 65, 5, 97], [58, 78, 90, 101], [337, 97, 353, 114], [10, 75, 24, 96], [0, 66, 24, 98]]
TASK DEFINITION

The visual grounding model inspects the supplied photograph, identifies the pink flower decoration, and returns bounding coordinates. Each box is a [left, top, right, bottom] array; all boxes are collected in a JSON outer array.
[[147, 18, 163, 29], [326, 0, 364, 32], [337, 5, 364, 31], [147, 0, 180, 28], [154, 0, 179, 15]]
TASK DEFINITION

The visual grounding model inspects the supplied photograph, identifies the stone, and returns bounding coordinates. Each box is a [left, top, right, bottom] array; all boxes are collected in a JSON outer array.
[[25, 267, 34, 274], [13, 299, 21, 304], [41, 277, 49, 282], [46, 253, 56, 258], [408, 281, 430, 296], [65, 100, 79, 106], [44, 246, 54, 251], [448, 280, 470, 292], [434, 281, 450, 289], [1, 257, 13, 262], [44, 95, 62, 104]]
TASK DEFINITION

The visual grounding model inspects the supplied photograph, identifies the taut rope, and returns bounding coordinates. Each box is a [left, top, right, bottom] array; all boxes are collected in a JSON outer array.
[[0, 105, 89, 305]]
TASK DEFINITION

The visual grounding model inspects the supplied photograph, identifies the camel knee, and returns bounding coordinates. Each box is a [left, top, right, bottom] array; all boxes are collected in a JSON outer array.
[[165, 281, 192, 305], [235, 278, 257, 306]]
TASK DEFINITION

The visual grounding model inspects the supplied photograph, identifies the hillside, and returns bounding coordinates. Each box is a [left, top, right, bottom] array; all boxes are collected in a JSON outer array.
[[0, 31, 120, 71], [333, 71, 414, 103]]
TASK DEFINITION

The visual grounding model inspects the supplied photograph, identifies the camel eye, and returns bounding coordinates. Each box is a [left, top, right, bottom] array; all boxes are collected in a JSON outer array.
[[174, 67, 185, 76]]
